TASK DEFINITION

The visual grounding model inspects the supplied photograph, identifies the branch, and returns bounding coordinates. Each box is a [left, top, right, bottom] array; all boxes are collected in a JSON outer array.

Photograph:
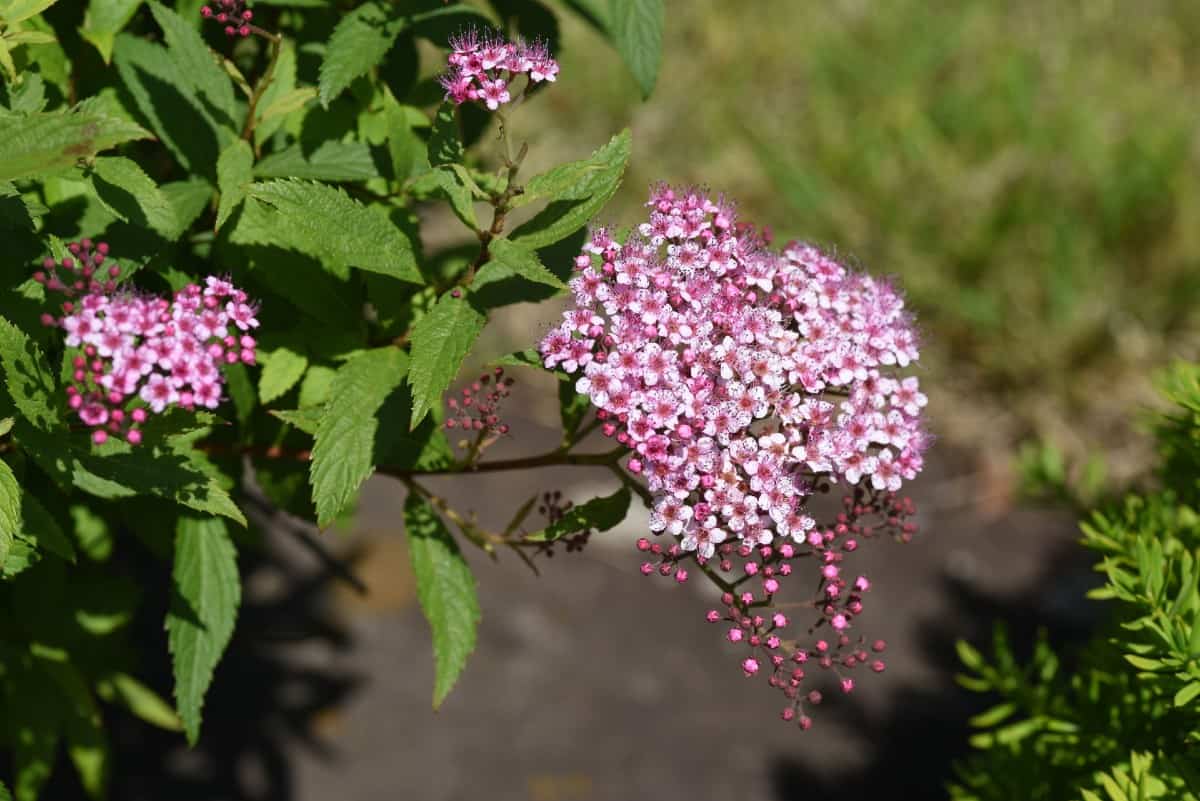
[[379, 445, 626, 478]]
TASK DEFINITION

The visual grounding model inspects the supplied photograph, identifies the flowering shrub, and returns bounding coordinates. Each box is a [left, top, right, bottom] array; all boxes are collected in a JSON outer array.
[[0, 0, 929, 796]]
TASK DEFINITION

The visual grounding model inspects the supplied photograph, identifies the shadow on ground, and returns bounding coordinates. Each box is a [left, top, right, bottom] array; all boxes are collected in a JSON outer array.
[[34, 425, 1101, 801]]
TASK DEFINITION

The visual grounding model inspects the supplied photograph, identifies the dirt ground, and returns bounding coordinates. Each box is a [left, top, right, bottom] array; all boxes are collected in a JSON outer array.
[[50, 391, 1104, 801]]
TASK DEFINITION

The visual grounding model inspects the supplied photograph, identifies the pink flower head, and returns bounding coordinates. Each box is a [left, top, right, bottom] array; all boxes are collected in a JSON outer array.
[[540, 185, 929, 727], [440, 29, 559, 110], [42, 246, 258, 444]]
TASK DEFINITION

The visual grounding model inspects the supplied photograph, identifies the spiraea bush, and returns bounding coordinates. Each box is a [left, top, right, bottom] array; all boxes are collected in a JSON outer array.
[[0, 0, 942, 797]]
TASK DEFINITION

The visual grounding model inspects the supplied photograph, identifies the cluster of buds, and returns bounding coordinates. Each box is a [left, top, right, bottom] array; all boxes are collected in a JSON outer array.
[[33, 239, 119, 301], [540, 184, 931, 724], [445, 367, 513, 437], [38, 242, 259, 445], [440, 28, 559, 110], [641, 488, 917, 725], [200, 0, 255, 38]]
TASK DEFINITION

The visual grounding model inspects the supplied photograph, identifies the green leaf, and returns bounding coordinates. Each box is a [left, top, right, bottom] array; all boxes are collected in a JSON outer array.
[[407, 293, 485, 429], [258, 346, 308, 404], [233, 179, 422, 283], [509, 129, 631, 249], [80, 0, 143, 63], [0, 417, 12, 437], [527, 486, 630, 541], [4, 29, 55, 44], [162, 177, 213, 233], [318, 0, 403, 107], [167, 516, 241, 745], [427, 101, 463, 167], [88, 155, 179, 237], [215, 138, 253, 232], [0, 459, 19, 570], [147, 1, 239, 129], [270, 406, 322, 435], [256, 86, 315, 126], [70, 505, 111, 562], [608, 0, 663, 98], [0, 0, 59, 24], [956, 639, 985, 671], [388, 101, 429, 181], [478, 238, 567, 290], [0, 779, 9, 801], [410, 165, 478, 230], [253, 141, 381, 182], [113, 35, 229, 177], [0, 316, 61, 431], [1174, 681, 1200, 707], [318, 4, 488, 107], [404, 492, 479, 708], [310, 347, 408, 527], [0, 107, 149, 182], [98, 673, 182, 732]]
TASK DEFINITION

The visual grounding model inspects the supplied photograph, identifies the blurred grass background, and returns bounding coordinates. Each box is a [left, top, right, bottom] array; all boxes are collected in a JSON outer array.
[[510, 0, 1200, 487]]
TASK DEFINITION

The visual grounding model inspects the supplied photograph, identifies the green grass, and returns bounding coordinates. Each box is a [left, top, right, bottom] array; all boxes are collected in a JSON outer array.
[[518, 0, 1200, 479]]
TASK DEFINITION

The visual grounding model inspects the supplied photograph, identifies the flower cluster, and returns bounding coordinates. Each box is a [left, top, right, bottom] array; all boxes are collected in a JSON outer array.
[[37, 241, 259, 445], [539, 185, 930, 724], [440, 29, 558, 110], [200, 0, 255, 38], [445, 367, 513, 437]]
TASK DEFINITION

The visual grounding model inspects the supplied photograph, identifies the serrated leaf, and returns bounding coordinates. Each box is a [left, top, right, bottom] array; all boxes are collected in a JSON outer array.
[[608, 0, 662, 98], [404, 492, 479, 707], [478, 238, 566, 290], [0, 108, 149, 182], [407, 293, 485, 429], [410, 166, 477, 230], [427, 101, 462, 167], [0, 316, 62, 431], [0, 418, 12, 437], [113, 35, 228, 177], [526, 486, 630, 541], [0, 459, 19, 570], [318, 0, 403, 107], [147, 1, 239, 129], [258, 346, 308, 404], [215, 138, 253, 231], [253, 141, 380, 182], [167, 516, 240, 745], [80, 0, 143, 63], [509, 129, 631, 249], [234, 180, 422, 283], [310, 347, 408, 527], [88, 155, 179, 237]]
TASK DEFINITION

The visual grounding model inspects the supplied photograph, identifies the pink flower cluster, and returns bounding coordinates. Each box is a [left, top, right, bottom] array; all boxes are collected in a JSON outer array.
[[440, 29, 558, 110], [539, 185, 930, 724], [37, 241, 259, 445], [200, 0, 255, 38]]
